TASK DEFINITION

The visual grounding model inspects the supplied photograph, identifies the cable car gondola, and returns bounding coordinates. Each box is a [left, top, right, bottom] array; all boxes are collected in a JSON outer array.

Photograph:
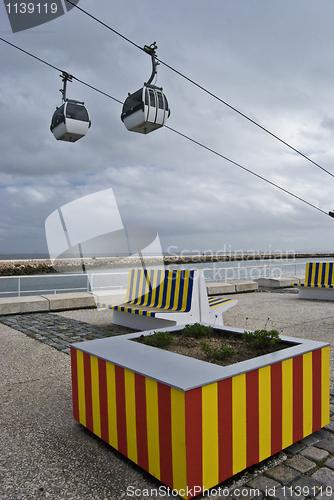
[[121, 43, 170, 134], [50, 72, 91, 143]]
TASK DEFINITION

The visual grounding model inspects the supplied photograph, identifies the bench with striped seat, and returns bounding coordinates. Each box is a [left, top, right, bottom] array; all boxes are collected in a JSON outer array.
[[293, 262, 334, 300], [96, 268, 237, 330]]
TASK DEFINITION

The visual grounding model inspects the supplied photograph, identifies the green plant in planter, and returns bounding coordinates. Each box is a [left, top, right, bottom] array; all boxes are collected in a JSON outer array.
[[242, 317, 281, 350], [144, 330, 174, 348], [200, 340, 235, 361], [242, 327, 281, 350], [182, 323, 213, 338]]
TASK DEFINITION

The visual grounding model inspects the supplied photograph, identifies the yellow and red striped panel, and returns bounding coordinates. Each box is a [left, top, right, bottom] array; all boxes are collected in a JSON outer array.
[[71, 346, 330, 499]]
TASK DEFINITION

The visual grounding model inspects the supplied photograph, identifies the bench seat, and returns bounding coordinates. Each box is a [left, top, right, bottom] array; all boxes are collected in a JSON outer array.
[[293, 262, 334, 300], [96, 268, 237, 330]]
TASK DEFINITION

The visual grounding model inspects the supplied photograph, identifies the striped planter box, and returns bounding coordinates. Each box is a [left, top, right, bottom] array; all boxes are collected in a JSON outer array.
[[71, 324, 330, 499]]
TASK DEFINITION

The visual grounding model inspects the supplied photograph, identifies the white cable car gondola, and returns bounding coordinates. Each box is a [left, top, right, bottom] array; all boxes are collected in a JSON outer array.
[[121, 43, 170, 134], [50, 72, 91, 143]]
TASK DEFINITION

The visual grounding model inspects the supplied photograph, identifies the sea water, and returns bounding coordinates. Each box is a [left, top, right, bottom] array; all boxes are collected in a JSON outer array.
[[0, 256, 333, 298]]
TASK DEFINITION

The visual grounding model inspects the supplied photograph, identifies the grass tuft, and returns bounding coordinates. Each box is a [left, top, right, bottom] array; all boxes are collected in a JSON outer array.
[[143, 330, 174, 348], [182, 323, 213, 339], [200, 340, 235, 361]]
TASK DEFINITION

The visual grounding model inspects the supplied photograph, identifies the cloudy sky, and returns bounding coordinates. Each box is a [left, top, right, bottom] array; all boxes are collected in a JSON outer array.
[[1, 0, 334, 258]]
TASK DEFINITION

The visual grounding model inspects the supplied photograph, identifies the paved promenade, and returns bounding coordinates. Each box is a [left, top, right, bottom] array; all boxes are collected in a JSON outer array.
[[1, 290, 334, 499]]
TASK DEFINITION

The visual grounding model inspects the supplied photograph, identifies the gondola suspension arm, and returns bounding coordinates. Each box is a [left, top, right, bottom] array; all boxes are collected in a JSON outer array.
[[59, 71, 84, 105], [60, 71, 72, 103], [143, 42, 160, 87]]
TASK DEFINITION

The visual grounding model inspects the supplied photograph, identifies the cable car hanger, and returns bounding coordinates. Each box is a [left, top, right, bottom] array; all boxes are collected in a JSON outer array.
[[50, 71, 91, 143], [60, 72, 77, 103], [143, 41, 159, 86], [121, 42, 170, 134]]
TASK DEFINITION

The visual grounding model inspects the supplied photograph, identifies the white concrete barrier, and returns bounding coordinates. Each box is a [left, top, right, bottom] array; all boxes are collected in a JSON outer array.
[[0, 296, 49, 315], [206, 282, 236, 295], [206, 280, 258, 294], [233, 280, 258, 292], [254, 276, 304, 288], [0, 292, 95, 315]]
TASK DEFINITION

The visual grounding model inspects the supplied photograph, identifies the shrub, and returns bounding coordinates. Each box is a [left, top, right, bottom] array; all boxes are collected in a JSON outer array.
[[144, 330, 174, 348], [200, 340, 235, 361], [182, 323, 213, 339], [242, 329, 281, 349]]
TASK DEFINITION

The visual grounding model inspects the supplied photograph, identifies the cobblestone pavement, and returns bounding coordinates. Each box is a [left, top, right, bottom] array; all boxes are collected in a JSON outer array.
[[2, 311, 334, 499], [0, 312, 135, 355], [213, 409, 334, 499]]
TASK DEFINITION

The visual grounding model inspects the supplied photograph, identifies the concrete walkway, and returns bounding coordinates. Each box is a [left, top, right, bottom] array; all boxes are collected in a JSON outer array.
[[1, 290, 334, 499]]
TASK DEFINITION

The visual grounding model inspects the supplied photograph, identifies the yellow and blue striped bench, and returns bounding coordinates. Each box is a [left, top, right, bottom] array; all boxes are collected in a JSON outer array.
[[293, 262, 334, 300], [96, 268, 237, 330]]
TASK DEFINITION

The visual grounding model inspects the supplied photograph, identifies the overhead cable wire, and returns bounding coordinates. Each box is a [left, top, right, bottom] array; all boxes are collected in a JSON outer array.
[[65, 0, 145, 54], [0, 37, 123, 104], [165, 125, 328, 216], [65, 0, 334, 179], [158, 60, 334, 179], [0, 36, 329, 219], [1, 37, 61, 72]]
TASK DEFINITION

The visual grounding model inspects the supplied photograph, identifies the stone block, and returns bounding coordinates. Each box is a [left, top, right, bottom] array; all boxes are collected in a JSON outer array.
[[291, 475, 322, 499], [311, 467, 334, 488], [268, 486, 305, 500], [312, 428, 332, 440], [233, 280, 258, 292], [41, 292, 95, 311], [315, 436, 334, 454], [301, 434, 320, 446], [206, 282, 236, 295], [254, 277, 297, 288], [300, 446, 329, 462], [247, 476, 280, 494], [285, 442, 306, 455], [294, 275, 305, 284], [0, 296, 49, 315], [325, 457, 334, 470], [285, 455, 317, 474], [265, 465, 301, 485]]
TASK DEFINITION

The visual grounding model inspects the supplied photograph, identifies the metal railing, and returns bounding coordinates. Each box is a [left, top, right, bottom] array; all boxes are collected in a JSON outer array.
[[0, 273, 91, 297], [0, 262, 306, 298], [0, 272, 131, 297], [89, 272, 128, 292]]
